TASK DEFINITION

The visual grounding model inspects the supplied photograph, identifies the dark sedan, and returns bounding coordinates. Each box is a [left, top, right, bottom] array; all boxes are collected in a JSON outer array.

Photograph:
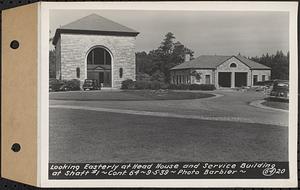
[[83, 79, 101, 91], [269, 80, 289, 101]]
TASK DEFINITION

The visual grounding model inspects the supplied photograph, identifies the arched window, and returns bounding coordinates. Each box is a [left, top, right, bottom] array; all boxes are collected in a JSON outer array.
[[76, 67, 80, 78], [119, 68, 123, 78], [87, 47, 111, 65], [230, 63, 237, 68]]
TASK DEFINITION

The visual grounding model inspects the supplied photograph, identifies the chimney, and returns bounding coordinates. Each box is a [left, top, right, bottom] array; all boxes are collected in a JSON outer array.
[[184, 54, 191, 62]]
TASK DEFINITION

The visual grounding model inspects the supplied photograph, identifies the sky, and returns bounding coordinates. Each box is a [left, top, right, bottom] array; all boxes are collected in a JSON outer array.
[[50, 10, 289, 57]]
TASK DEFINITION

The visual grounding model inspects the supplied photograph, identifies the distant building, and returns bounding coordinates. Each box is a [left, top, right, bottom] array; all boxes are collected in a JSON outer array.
[[52, 14, 139, 88], [170, 55, 271, 88]]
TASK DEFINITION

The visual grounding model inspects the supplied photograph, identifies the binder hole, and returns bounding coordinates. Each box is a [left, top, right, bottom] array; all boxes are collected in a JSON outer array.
[[10, 40, 19, 49], [11, 143, 21, 152]]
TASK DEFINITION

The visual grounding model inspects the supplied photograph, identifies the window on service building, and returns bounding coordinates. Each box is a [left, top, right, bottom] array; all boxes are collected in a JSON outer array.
[[230, 63, 237, 68], [262, 75, 265, 81], [76, 67, 80, 78], [205, 75, 211, 84]]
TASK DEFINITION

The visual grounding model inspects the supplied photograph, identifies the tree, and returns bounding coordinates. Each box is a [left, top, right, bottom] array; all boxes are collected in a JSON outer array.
[[136, 72, 151, 82], [250, 51, 289, 80], [159, 32, 175, 55], [49, 50, 56, 78], [136, 51, 155, 74], [150, 70, 165, 82], [136, 32, 194, 83]]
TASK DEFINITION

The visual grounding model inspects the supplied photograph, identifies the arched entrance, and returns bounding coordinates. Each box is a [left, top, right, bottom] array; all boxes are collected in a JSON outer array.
[[87, 47, 112, 87]]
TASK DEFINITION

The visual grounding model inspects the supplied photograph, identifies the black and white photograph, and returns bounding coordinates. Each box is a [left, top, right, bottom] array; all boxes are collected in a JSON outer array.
[[42, 1, 298, 188]]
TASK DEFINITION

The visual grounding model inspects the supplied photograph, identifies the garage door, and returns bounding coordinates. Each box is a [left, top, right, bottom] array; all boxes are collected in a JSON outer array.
[[218, 72, 231, 87], [235, 72, 247, 87]]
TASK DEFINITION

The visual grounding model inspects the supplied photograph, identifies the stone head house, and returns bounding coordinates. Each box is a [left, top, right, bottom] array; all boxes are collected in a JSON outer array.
[[170, 55, 271, 88], [52, 14, 139, 88]]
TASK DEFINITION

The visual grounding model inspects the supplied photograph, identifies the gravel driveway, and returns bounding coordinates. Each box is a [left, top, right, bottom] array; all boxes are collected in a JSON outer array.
[[50, 90, 288, 126]]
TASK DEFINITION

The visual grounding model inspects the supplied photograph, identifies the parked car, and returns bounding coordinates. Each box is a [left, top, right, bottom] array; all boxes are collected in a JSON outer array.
[[269, 80, 289, 101], [83, 79, 101, 91], [255, 80, 274, 88]]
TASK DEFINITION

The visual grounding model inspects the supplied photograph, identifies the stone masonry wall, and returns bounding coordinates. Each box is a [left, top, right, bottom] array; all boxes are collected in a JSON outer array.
[[193, 69, 214, 84], [216, 57, 251, 88], [60, 33, 136, 88], [252, 70, 271, 85]]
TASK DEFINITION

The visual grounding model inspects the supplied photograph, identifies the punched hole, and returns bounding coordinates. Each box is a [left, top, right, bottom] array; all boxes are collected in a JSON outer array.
[[11, 143, 21, 152], [10, 40, 19, 49]]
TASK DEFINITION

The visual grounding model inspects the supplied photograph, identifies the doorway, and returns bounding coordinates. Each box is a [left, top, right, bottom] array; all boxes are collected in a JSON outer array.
[[218, 72, 231, 87], [235, 72, 247, 87], [87, 47, 112, 87]]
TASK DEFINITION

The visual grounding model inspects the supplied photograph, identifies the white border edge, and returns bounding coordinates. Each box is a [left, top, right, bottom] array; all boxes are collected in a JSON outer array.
[[39, 1, 298, 188]]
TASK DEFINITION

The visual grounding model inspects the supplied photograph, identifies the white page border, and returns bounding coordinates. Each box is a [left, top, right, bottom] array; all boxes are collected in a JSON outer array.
[[39, 1, 298, 188]]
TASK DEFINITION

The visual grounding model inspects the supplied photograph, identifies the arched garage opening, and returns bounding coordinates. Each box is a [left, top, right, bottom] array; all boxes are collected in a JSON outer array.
[[87, 47, 112, 87]]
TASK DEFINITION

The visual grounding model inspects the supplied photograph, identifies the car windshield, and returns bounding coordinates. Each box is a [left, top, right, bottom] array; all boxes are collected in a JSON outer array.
[[274, 82, 289, 90]]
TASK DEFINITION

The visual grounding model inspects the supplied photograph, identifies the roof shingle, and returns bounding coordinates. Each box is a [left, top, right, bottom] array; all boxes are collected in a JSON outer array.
[[53, 14, 139, 45], [170, 55, 270, 70]]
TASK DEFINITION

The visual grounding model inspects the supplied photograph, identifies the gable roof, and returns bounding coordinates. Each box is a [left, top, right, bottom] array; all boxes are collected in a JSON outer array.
[[171, 55, 231, 70], [234, 55, 270, 69], [170, 55, 270, 70], [53, 14, 139, 45]]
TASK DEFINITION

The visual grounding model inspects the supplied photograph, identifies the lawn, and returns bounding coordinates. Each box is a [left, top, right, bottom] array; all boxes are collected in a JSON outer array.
[[49, 108, 288, 163], [49, 90, 214, 101], [262, 99, 289, 110]]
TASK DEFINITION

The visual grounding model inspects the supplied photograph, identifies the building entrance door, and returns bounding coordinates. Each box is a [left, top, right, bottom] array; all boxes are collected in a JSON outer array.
[[87, 47, 112, 87]]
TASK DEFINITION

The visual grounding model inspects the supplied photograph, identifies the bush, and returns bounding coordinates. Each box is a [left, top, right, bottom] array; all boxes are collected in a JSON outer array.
[[122, 79, 169, 90], [50, 79, 81, 91], [168, 84, 190, 90], [167, 84, 216, 90], [64, 79, 81, 91], [168, 84, 178, 90], [135, 81, 151, 89], [177, 84, 190, 90], [189, 84, 216, 90], [150, 71, 165, 82], [121, 79, 135, 89], [49, 78, 64, 92], [136, 72, 151, 82], [149, 81, 163, 90], [160, 83, 170, 89]]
